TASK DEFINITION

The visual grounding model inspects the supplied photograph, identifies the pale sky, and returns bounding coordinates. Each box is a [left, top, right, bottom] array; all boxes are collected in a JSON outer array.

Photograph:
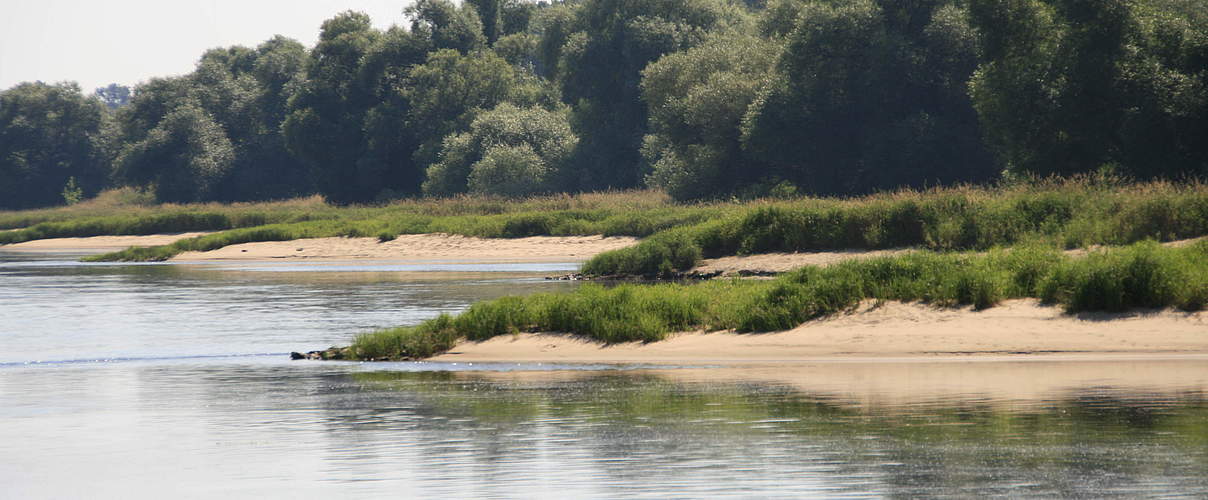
[[0, 1, 416, 93]]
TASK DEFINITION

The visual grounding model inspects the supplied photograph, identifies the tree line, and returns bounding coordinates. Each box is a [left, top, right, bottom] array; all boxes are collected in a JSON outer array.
[[2, 0, 1206, 209]]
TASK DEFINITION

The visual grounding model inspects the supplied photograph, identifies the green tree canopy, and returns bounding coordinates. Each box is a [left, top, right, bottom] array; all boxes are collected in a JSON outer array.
[[115, 103, 234, 203], [641, 32, 779, 199], [556, 0, 750, 191], [742, 0, 995, 195], [424, 103, 577, 196], [969, 0, 1208, 179], [0, 82, 109, 209]]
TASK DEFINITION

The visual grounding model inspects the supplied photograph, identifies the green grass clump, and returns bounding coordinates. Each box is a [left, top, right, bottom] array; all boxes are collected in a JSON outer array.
[[583, 178, 1208, 276], [351, 240, 1208, 360], [1039, 241, 1208, 312], [581, 229, 702, 277]]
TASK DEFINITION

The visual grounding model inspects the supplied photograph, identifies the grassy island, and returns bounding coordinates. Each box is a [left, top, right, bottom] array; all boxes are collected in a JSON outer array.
[[350, 240, 1208, 360]]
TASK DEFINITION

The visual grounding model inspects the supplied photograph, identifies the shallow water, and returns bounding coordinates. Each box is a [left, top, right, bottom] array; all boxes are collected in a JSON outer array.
[[2, 252, 1206, 498]]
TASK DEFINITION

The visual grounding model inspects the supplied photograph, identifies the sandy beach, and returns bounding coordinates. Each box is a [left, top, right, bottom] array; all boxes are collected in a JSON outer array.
[[169, 233, 640, 263], [0, 233, 214, 253], [432, 299, 1207, 363], [0, 232, 640, 263]]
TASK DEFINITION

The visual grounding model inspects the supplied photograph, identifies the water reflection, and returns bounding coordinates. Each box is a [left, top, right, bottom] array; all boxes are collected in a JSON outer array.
[[3, 359, 1206, 498], [340, 369, 1208, 498]]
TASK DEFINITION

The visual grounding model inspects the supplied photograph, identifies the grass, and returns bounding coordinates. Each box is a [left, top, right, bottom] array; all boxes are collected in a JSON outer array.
[[349, 239, 1208, 360], [5, 179, 1207, 267], [584, 177, 1208, 277], [0, 188, 726, 260]]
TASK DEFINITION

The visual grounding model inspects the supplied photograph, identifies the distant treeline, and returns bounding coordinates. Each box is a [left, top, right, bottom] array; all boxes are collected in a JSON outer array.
[[2, 0, 1206, 209]]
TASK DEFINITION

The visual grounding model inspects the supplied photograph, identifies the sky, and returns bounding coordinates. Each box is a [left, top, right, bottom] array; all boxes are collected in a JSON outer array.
[[0, 1, 415, 93]]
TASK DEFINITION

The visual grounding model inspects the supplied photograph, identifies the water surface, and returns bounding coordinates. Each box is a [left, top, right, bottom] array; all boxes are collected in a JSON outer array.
[[2, 252, 1206, 498]]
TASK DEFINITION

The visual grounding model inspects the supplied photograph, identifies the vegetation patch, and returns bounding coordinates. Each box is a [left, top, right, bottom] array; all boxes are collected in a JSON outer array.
[[583, 179, 1208, 277], [350, 240, 1208, 360]]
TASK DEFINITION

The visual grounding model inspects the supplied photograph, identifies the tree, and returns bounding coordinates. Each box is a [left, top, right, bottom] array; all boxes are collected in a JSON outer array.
[[424, 103, 578, 196], [110, 37, 313, 202], [403, 49, 554, 171], [0, 82, 109, 209], [969, 0, 1208, 179], [742, 0, 995, 195], [283, 11, 382, 203], [467, 144, 550, 196], [641, 32, 778, 199], [406, 0, 487, 54], [115, 103, 234, 203], [556, 0, 747, 191]]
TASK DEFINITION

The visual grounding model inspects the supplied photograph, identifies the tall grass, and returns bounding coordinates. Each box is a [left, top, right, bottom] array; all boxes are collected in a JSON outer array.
[[0, 189, 725, 260], [584, 178, 1208, 276], [6, 180, 1208, 266], [351, 240, 1208, 360]]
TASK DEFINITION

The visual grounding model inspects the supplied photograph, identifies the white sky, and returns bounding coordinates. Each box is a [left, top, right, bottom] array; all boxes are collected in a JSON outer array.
[[0, 1, 415, 93]]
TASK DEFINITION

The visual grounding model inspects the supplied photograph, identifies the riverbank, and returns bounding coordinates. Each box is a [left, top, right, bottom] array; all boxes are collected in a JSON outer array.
[[0, 233, 214, 253], [0, 232, 639, 263], [170, 234, 638, 263], [431, 299, 1207, 363]]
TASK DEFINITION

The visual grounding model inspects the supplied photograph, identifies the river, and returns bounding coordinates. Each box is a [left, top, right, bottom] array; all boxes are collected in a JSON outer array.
[[2, 251, 1206, 498]]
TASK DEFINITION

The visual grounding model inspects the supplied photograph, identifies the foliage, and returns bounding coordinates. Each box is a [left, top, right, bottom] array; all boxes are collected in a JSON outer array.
[[115, 103, 234, 202], [641, 32, 778, 199], [741, 0, 997, 196], [582, 179, 1208, 276], [423, 103, 578, 196], [968, 0, 1208, 180], [556, 0, 748, 191], [5, 1, 1208, 207], [466, 144, 551, 197], [0, 82, 109, 209], [61, 177, 83, 205]]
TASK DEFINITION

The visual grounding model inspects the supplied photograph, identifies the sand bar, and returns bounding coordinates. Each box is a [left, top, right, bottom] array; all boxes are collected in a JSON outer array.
[[0, 233, 213, 253], [0, 232, 639, 263], [171, 234, 639, 263], [433, 299, 1207, 364]]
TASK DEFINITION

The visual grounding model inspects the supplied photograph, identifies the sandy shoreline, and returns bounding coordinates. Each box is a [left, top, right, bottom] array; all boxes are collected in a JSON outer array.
[[0, 233, 214, 253], [432, 299, 1207, 363], [0, 233, 639, 263], [170, 234, 639, 263]]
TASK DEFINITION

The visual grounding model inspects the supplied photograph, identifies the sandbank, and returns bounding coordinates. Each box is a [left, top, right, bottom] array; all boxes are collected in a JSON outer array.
[[0, 232, 639, 263], [170, 234, 639, 263], [0, 233, 213, 253], [432, 299, 1207, 364]]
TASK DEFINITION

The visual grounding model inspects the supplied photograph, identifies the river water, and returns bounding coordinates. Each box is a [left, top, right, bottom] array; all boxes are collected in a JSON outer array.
[[2, 251, 1206, 498]]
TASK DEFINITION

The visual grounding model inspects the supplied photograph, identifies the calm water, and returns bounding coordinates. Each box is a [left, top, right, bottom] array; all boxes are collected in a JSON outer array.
[[2, 252, 1206, 498]]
